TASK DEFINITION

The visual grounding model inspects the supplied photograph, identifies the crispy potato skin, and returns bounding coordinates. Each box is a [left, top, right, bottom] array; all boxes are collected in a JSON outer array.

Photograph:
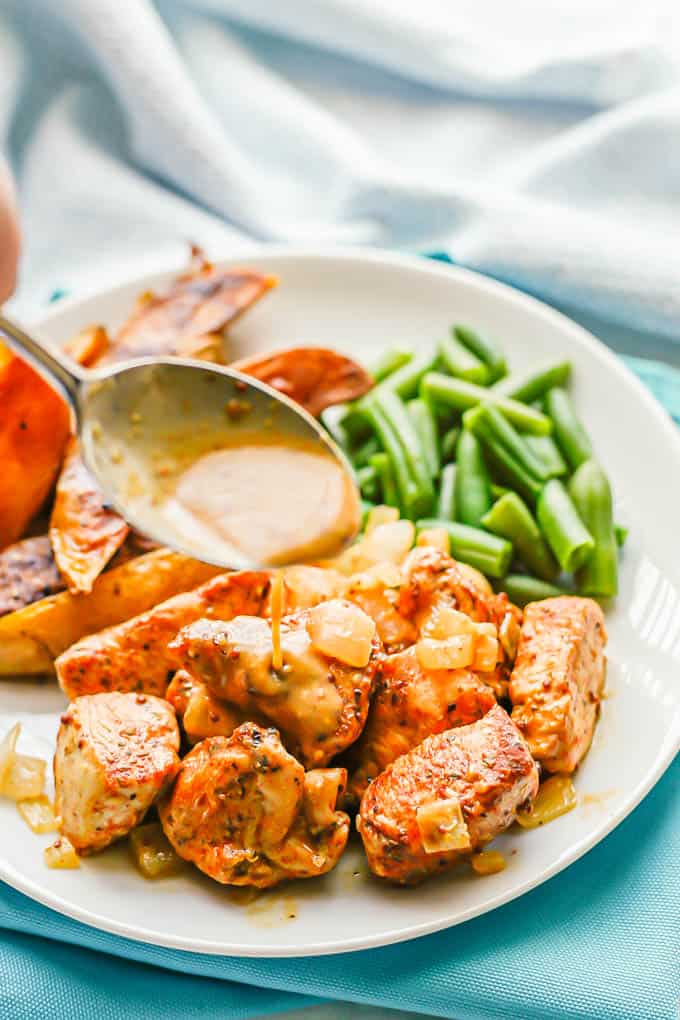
[[359, 705, 539, 884], [0, 549, 220, 675], [55, 692, 180, 854], [49, 436, 129, 594], [509, 596, 607, 773], [0, 348, 71, 549], [347, 646, 497, 803], [232, 347, 373, 416], [0, 535, 65, 616], [56, 571, 270, 699], [160, 724, 349, 888]]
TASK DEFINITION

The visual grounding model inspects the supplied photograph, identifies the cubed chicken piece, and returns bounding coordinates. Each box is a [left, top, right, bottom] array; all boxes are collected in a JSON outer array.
[[56, 570, 270, 699], [159, 723, 349, 888], [358, 704, 539, 884], [169, 600, 380, 767], [54, 692, 180, 854], [347, 645, 497, 803], [165, 669, 250, 743], [508, 596, 607, 773]]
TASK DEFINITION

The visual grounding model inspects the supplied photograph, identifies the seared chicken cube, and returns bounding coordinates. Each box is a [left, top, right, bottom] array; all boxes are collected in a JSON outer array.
[[165, 669, 250, 743], [358, 704, 538, 884], [54, 692, 180, 854], [170, 599, 380, 767], [347, 646, 497, 802], [159, 723, 349, 888], [56, 570, 270, 699], [508, 596, 607, 773]]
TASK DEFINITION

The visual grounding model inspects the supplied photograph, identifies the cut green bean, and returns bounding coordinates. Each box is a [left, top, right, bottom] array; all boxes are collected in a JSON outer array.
[[454, 430, 492, 527], [499, 574, 571, 607], [544, 387, 593, 470], [383, 346, 439, 400], [481, 492, 558, 581], [370, 452, 400, 510], [360, 499, 376, 529], [407, 398, 440, 478], [436, 463, 457, 521], [524, 433, 567, 478], [454, 325, 507, 384], [421, 372, 552, 435], [569, 460, 618, 597], [362, 402, 418, 517], [482, 439, 543, 504], [440, 426, 459, 464], [464, 403, 551, 482], [615, 524, 628, 548], [537, 479, 595, 572], [417, 519, 513, 578], [367, 346, 413, 383], [357, 464, 380, 503], [439, 334, 489, 385], [351, 434, 380, 469], [369, 388, 434, 516], [491, 483, 510, 500], [493, 360, 571, 403]]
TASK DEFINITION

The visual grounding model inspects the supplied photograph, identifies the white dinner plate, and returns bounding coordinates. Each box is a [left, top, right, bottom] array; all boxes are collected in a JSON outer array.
[[1, 248, 679, 957]]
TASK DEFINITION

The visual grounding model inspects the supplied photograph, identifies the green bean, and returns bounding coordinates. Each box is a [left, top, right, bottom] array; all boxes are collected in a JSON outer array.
[[454, 430, 492, 527], [319, 406, 350, 450], [361, 402, 418, 517], [369, 452, 400, 510], [524, 433, 567, 478], [493, 360, 571, 403], [568, 460, 618, 597], [499, 574, 571, 607], [439, 334, 489, 385], [417, 519, 513, 578], [407, 398, 440, 478], [360, 499, 376, 529], [369, 388, 434, 516], [440, 426, 459, 464], [351, 434, 380, 469], [615, 524, 628, 548], [464, 403, 551, 481], [454, 325, 507, 384], [337, 403, 371, 442], [436, 463, 457, 521], [367, 346, 413, 383], [481, 492, 558, 581], [482, 439, 543, 504], [491, 483, 510, 500], [536, 479, 595, 572], [383, 346, 439, 400], [421, 372, 552, 435], [544, 387, 593, 470], [356, 464, 380, 503]]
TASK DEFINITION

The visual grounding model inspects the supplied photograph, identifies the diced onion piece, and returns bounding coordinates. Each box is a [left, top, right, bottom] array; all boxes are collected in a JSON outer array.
[[284, 565, 341, 610], [0, 723, 20, 790], [44, 836, 80, 869], [183, 685, 240, 742], [421, 605, 477, 640], [471, 850, 506, 875], [346, 561, 403, 591], [417, 796, 471, 853], [17, 796, 58, 834], [472, 633, 499, 672], [455, 561, 493, 597], [362, 520, 415, 566], [130, 823, 184, 879], [516, 775, 577, 829], [416, 635, 474, 671], [365, 504, 400, 535], [499, 611, 520, 661], [307, 599, 376, 667], [416, 527, 450, 554], [2, 753, 46, 801]]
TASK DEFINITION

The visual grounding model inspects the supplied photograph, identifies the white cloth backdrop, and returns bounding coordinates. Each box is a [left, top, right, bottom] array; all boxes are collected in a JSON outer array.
[[1, 2, 680, 1017]]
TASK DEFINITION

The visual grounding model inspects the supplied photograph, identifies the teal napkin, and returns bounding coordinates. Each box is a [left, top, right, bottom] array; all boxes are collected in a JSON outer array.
[[1, 358, 679, 1020]]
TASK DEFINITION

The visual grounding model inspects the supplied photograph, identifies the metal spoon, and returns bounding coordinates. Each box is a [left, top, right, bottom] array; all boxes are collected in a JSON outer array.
[[0, 313, 360, 568]]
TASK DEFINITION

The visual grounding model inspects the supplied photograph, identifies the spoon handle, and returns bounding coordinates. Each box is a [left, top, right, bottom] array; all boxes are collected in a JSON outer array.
[[0, 312, 83, 410]]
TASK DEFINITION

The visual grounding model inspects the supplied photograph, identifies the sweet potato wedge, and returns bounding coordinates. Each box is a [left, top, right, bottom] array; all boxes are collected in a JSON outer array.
[[0, 347, 71, 549], [56, 570, 271, 699], [101, 251, 276, 364], [0, 549, 220, 676], [232, 347, 373, 416], [0, 535, 65, 616], [49, 436, 129, 594]]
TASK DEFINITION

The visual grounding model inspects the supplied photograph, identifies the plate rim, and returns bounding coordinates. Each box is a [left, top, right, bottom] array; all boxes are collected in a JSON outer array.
[[2, 244, 679, 957]]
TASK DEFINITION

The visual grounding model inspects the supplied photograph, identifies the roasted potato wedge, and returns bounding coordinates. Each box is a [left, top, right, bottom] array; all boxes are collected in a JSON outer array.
[[0, 535, 65, 616], [49, 436, 129, 594], [101, 250, 276, 364], [0, 549, 220, 676], [0, 347, 71, 549], [232, 346, 373, 416]]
